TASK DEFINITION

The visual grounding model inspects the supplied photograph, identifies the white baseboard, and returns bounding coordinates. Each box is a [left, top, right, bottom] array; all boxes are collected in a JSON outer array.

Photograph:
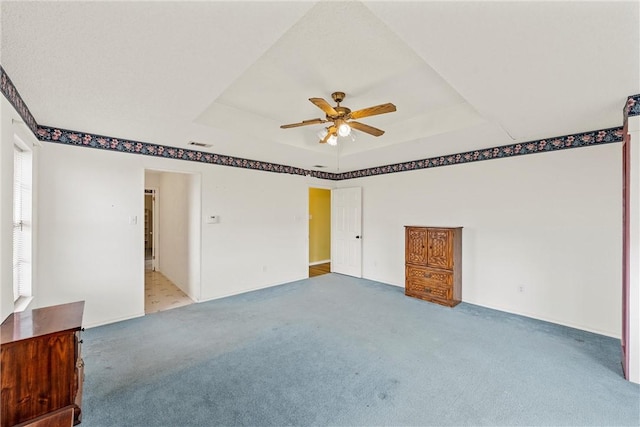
[[199, 275, 309, 304], [309, 259, 331, 266], [84, 312, 145, 329], [460, 299, 620, 339]]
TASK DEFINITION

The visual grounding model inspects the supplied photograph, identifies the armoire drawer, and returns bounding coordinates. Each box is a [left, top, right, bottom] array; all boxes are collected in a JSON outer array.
[[405, 265, 453, 289], [406, 280, 451, 300]]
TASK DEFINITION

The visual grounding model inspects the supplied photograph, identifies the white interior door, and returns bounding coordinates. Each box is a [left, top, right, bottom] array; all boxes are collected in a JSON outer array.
[[331, 187, 362, 277]]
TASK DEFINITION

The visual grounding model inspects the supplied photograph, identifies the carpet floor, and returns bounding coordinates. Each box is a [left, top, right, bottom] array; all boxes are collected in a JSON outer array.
[[82, 273, 639, 426]]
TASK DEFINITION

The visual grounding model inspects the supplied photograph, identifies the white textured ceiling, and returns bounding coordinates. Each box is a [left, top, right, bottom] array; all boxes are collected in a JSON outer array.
[[1, 1, 638, 173]]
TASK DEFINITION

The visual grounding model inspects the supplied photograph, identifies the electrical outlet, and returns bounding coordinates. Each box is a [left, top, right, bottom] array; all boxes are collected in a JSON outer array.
[[518, 285, 524, 293]]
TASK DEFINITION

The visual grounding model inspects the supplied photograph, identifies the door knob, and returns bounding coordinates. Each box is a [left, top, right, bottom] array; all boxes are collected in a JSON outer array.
[[356, 235, 361, 239]]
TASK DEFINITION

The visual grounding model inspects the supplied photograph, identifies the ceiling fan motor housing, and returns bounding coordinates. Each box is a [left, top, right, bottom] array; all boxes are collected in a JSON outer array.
[[330, 106, 351, 120]]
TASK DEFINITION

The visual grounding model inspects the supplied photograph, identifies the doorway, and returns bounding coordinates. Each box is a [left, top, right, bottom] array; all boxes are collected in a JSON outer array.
[[144, 170, 201, 314], [309, 188, 331, 277], [144, 189, 157, 271]]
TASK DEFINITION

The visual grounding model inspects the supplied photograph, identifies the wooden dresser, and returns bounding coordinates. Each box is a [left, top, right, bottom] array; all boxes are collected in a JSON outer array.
[[1, 301, 85, 426], [405, 226, 462, 307]]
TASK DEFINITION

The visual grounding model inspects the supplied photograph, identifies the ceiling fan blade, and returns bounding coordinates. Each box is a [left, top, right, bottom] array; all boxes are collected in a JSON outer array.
[[320, 126, 337, 143], [309, 98, 339, 117], [280, 118, 327, 129], [349, 103, 396, 120], [349, 121, 385, 137]]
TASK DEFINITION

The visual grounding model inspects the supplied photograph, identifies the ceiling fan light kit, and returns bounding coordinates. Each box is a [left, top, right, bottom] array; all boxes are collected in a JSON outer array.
[[281, 91, 396, 144], [337, 120, 351, 137]]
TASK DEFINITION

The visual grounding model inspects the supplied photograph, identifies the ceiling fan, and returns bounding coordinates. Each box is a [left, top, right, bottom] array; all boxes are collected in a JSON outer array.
[[280, 92, 396, 145]]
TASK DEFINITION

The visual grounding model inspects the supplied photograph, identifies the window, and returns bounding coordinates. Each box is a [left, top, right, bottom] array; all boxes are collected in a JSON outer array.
[[13, 138, 32, 306]]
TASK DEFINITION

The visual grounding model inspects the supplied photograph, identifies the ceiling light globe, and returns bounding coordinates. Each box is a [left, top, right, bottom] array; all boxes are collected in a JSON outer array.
[[327, 135, 338, 146], [338, 123, 351, 137]]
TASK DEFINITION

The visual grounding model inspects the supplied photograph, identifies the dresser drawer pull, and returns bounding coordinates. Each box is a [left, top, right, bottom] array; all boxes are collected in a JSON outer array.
[[423, 273, 432, 278]]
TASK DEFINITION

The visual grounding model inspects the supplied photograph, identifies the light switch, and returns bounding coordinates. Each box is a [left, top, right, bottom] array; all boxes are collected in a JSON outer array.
[[129, 216, 137, 225], [206, 215, 219, 224]]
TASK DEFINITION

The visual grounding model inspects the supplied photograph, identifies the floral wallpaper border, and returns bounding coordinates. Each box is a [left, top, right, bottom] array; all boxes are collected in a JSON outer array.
[[625, 94, 640, 120], [333, 127, 623, 180], [0, 63, 630, 181], [36, 125, 336, 180], [36, 124, 623, 180], [0, 65, 39, 134]]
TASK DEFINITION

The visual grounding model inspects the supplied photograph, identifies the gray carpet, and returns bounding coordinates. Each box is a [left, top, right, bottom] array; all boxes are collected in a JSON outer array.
[[82, 274, 640, 426]]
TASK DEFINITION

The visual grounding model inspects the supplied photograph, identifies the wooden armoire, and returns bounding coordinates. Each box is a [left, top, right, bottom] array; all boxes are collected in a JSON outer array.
[[405, 226, 462, 307]]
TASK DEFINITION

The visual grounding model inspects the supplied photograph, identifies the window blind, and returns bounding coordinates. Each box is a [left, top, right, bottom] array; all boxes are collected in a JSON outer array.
[[13, 146, 30, 301]]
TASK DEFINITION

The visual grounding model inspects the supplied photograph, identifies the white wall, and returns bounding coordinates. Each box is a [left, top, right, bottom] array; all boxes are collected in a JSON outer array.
[[187, 173, 201, 300], [145, 170, 161, 188], [158, 171, 189, 291], [36, 143, 145, 327], [198, 165, 311, 301], [155, 171, 201, 301], [340, 143, 622, 337], [34, 142, 320, 326]]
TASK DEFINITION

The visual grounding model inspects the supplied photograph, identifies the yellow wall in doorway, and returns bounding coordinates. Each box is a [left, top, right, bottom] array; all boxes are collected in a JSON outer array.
[[309, 188, 331, 263]]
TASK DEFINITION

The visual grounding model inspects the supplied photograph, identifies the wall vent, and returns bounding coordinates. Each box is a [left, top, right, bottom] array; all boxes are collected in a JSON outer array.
[[188, 141, 212, 148], [313, 165, 327, 168]]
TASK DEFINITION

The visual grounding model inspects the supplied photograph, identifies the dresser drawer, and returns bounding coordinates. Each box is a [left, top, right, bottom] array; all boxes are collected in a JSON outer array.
[[406, 265, 453, 288]]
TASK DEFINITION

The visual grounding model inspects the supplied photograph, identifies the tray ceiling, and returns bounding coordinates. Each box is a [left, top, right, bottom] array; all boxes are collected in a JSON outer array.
[[1, 1, 638, 173]]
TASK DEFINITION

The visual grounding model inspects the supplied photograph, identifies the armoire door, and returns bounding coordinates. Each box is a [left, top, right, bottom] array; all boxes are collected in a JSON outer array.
[[406, 227, 428, 265], [426, 228, 453, 270]]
